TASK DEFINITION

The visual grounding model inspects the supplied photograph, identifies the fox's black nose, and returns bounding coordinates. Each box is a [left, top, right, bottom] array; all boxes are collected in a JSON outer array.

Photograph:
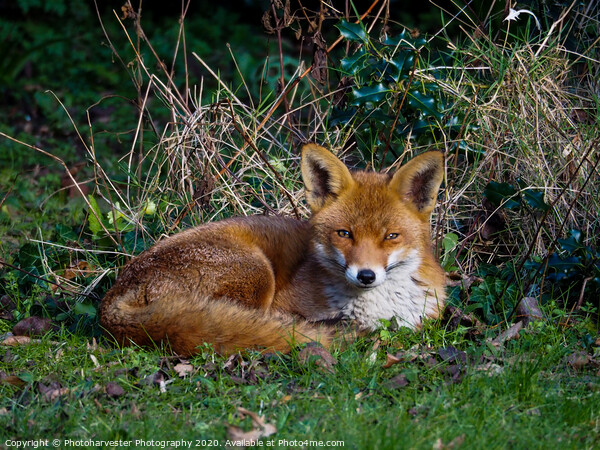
[[357, 269, 376, 285]]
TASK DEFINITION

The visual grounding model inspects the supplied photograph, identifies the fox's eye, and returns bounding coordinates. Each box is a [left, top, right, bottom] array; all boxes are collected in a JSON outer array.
[[336, 229, 352, 239], [385, 233, 399, 240]]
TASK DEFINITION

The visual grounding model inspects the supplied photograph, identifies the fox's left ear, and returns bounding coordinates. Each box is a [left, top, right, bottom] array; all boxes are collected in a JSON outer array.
[[301, 144, 354, 212], [390, 151, 444, 216]]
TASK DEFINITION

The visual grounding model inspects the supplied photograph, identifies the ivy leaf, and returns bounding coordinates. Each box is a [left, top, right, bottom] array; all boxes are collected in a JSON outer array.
[[407, 90, 444, 120], [350, 83, 389, 106], [336, 20, 368, 43], [484, 181, 521, 210]]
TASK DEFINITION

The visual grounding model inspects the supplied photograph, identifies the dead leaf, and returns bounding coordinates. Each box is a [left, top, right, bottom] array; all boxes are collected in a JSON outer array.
[[433, 434, 466, 449], [566, 352, 592, 371], [0, 295, 16, 319], [227, 407, 277, 446], [89, 354, 100, 368], [310, 31, 327, 84], [174, 362, 194, 378], [490, 321, 523, 347], [63, 260, 91, 280], [442, 305, 483, 331], [437, 346, 467, 364], [1, 336, 32, 346], [474, 361, 504, 376], [383, 373, 409, 390], [0, 371, 26, 387], [223, 353, 243, 373], [478, 197, 506, 241], [297, 344, 336, 373], [382, 353, 401, 369], [105, 382, 125, 398], [121, 3, 137, 20], [516, 297, 544, 326], [13, 316, 54, 337], [44, 387, 70, 401]]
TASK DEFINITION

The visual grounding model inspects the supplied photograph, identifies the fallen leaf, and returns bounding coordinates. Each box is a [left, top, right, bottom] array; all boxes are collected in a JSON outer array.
[[437, 346, 467, 364], [223, 353, 243, 373], [382, 353, 401, 368], [13, 317, 54, 337], [442, 305, 483, 330], [383, 373, 409, 390], [90, 354, 100, 368], [490, 321, 523, 347], [1, 336, 32, 346], [516, 297, 544, 325], [0, 371, 26, 387], [297, 344, 336, 374], [0, 295, 16, 319], [42, 387, 70, 402], [105, 382, 125, 398], [227, 407, 277, 446], [433, 434, 466, 449], [566, 352, 592, 371], [474, 362, 504, 376], [367, 339, 381, 364], [173, 363, 194, 378]]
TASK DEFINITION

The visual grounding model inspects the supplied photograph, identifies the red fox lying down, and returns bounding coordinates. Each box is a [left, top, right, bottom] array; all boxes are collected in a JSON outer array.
[[100, 144, 446, 355]]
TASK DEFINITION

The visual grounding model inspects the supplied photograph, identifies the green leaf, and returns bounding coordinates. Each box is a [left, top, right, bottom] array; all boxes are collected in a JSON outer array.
[[442, 233, 459, 252], [558, 229, 583, 253], [382, 30, 425, 48], [73, 299, 97, 318], [522, 189, 550, 212], [340, 49, 367, 75], [336, 20, 368, 43], [350, 83, 389, 106], [87, 195, 103, 235], [407, 90, 444, 120], [484, 181, 521, 210]]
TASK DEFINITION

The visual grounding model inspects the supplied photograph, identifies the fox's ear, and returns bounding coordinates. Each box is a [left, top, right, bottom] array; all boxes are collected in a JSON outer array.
[[390, 151, 444, 216], [301, 144, 354, 212]]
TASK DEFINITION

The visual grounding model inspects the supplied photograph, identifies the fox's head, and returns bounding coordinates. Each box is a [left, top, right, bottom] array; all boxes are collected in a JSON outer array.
[[301, 144, 444, 289]]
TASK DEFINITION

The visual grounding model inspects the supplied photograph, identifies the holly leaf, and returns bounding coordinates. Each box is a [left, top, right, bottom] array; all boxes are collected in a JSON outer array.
[[336, 20, 368, 43], [484, 181, 521, 210], [340, 49, 366, 75], [351, 83, 389, 106], [407, 90, 444, 120]]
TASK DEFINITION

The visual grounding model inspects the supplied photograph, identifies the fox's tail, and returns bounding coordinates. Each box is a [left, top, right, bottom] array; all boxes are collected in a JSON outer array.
[[100, 291, 336, 356]]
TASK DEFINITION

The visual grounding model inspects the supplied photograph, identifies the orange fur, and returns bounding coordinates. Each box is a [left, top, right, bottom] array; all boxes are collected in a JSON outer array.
[[100, 144, 446, 355]]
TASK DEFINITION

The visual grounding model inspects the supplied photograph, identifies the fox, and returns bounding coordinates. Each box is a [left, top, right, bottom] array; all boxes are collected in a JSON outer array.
[[99, 144, 446, 356]]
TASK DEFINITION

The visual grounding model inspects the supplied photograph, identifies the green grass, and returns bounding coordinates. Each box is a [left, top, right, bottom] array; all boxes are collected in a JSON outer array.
[[1, 321, 599, 448]]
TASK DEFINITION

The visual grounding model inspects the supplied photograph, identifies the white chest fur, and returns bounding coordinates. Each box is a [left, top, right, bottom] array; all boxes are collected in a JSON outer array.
[[325, 253, 439, 330]]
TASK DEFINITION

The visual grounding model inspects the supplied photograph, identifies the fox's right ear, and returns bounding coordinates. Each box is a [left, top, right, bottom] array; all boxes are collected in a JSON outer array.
[[301, 144, 354, 212]]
